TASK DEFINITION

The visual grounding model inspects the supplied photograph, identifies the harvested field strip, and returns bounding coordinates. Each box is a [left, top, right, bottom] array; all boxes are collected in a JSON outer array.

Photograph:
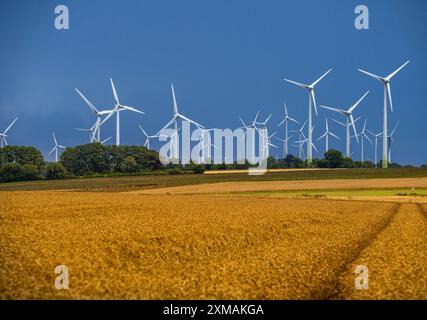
[[135, 178, 427, 195], [0, 191, 396, 299], [335, 203, 427, 299]]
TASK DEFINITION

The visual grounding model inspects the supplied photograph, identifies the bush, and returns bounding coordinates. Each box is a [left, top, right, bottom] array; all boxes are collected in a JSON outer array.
[[324, 149, 343, 168], [0, 163, 40, 182], [45, 162, 68, 180], [342, 157, 355, 168], [119, 156, 138, 173], [167, 168, 181, 175], [192, 164, 205, 174], [0, 146, 44, 170]]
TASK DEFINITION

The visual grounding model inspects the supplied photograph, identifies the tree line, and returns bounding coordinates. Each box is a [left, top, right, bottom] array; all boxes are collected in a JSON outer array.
[[0, 145, 426, 183]]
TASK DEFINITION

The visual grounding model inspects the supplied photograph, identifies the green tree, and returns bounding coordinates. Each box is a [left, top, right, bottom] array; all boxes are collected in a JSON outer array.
[[192, 164, 205, 174], [342, 157, 355, 168], [0, 163, 40, 182], [324, 149, 343, 168], [119, 156, 138, 173], [0, 146, 44, 170], [45, 162, 68, 180]]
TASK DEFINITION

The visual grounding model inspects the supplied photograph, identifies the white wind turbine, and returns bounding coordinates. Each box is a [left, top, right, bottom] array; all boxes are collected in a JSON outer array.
[[275, 135, 293, 159], [239, 112, 263, 163], [290, 120, 307, 159], [294, 137, 319, 157], [99, 79, 145, 146], [352, 119, 373, 162], [366, 129, 382, 167], [255, 114, 273, 160], [156, 84, 204, 161], [284, 68, 332, 164], [74, 122, 97, 143], [195, 128, 216, 164], [358, 60, 410, 168], [320, 91, 369, 158], [75, 88, 113, 142], [48, 132, 65, 162], [0, 117, 18, 147], [387, 121, 399, 163], [317, 118, 340, 153], [277, 103, 300, 157], [138, 125, 158, 150]]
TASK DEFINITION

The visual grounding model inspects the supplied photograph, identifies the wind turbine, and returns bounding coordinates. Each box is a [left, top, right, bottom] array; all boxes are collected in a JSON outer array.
[[290, 120, 307, 159], [284, 68, 332, 164], [358, 60, 410, 168], [255, 114, 273, 160], [48, 132, 65, 162], [317, 118, 340, 153], [0, 117, 18, 147], [320, 91, 369, 158], [74, 88, 113, 142], [138, 125, 159, 150], [74, 123, 97, 143], [366, 129, 382, 167], [387, 121, 399, 163], [156, 84, 204, 161], [352, 119, 373, 162], [294, 137, 319, 157], [195, 128, 216, 164], [277, 103, 300, 157], [275, 135, 293, 159], [99, 79, 145, 146]]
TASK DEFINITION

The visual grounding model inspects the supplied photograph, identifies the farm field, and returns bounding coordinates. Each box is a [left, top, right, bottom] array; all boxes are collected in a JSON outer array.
[[1, 176, 427, 299], [1, 168, 427, 192]]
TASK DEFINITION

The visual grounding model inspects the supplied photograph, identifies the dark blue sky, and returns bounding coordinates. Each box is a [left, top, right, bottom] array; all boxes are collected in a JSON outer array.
[[0, 0, 426, 164]]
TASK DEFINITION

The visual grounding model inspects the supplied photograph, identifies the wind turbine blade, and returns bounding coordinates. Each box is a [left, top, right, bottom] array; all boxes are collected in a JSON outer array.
[[300, 120, 307, 131], [3, 117, 18, 134], [156, 117, 177, 136], [311, 68, 332, 87], [138, 125, 148, 137], [284, 103, 288, 117], [99, 109, 116, 127], [58, 145, 66, 149], [265, 114, 272, 124], [52, 132, 57, 145], [178, 114, 204, 128], [75, 88, 99, 114], [387, 60, 410, 79], [75, 128, 89, 132], [283, 78, 308, 89], [365, 134, 373, 145], [358, 69, 383, 81], [276, 118, 286, 127], [311, 142, 319, 154], [171, 84, 179, 115], [320, 105, 346, 115], [122, 106, 145, 115], [349, 115, 359, 143], [48, 147, 56, 156], [310, 90, 318, 116], [362, 119, 367, 133], [3, 137, 7, 146], [289, 117, 300, 124], [390, 121, 400, 136], [332, 119, 345, 127], [348, 91, 370, 113], [386, 82, 393, 112], [110, 78, 120, 105], [101, 137, 112, 144], [317, 132, 327, 141], [253, 111, 259, 124], [239, 116, 247, 128], [330, 132, 340, 140], [325, 118, 329, 131]]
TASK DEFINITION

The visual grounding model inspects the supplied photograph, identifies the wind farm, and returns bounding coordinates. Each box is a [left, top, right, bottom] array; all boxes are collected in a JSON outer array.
[[1, 0, 426, 304]]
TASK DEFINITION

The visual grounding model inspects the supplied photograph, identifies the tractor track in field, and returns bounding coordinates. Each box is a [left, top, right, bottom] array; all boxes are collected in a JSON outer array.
[[320, 203, 401, 300]]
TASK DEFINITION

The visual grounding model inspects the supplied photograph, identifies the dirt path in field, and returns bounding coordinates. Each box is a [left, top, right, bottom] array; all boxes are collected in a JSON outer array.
[[130, 177, 427, 195], [333, 203, 427, 299]]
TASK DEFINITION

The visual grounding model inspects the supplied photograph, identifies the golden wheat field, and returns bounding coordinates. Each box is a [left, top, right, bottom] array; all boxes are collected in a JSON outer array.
[[1, 185, 426, 300]]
